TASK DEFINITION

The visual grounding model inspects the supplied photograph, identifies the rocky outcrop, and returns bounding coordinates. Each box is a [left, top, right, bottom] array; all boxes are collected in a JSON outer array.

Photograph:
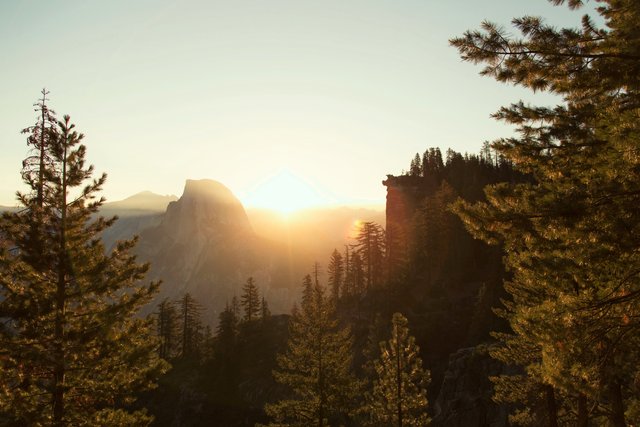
[[432, 345, 509, 427]]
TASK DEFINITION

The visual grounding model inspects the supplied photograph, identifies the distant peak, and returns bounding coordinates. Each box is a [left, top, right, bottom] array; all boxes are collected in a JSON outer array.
[[182, 179, 237, 202]]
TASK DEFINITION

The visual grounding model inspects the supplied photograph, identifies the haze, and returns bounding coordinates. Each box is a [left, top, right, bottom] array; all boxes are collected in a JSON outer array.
[[1, 0, 587, 208]]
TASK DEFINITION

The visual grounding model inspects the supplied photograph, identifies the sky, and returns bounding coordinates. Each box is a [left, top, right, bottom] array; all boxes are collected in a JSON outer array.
[[0, 0, 597, 209]]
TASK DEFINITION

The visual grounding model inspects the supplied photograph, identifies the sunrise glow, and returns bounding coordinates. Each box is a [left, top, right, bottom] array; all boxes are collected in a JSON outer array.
[[242, 170, 331, 215]]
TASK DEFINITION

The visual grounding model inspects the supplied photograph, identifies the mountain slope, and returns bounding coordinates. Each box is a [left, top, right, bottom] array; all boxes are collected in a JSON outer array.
[[136, 180, 300, 321]]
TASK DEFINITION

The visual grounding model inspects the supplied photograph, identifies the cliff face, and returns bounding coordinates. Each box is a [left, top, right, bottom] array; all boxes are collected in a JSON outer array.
[[136, 179, 295, 320], [382, 175, 436, 273], [160, 179, 253, 246], [432, 346, 510, 427], [382, 173, 509, 427]]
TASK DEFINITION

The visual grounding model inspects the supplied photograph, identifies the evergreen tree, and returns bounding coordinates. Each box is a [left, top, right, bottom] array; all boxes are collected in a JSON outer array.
[[157, 298, 179, 360], [177, 293, 203, 359], [409, 153, 422, 176], [261, 296, 272, 321], [214, 300, 240, 363], [353, 222, 386, 290], [366, 313, 430, 427], [301, 274, 314, 308], [451, 1, 640, 424], [265, 280, 357, 426], [216, 301, 239, 346], [350, 251, 365, 296], [21, 88, 56, 211], [411, 182, 458, 286], [312, 261, 322, 286], [0, 111, 165, 425], [241, 276, 261, 322], [231, 295, 241, 320], [327, 249, 344, 305], [343, 245, 353, 298]]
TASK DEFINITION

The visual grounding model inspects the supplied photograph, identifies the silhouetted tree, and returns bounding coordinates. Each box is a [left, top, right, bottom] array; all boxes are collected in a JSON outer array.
[[241, 277, 261, 322], [327, 249, 344, 305], [353, 221, 385, 290], [177, 293, 203, 359], [157, 298, 179, 360], [261, 296, 271, 321], [409, 153, 422, 176]]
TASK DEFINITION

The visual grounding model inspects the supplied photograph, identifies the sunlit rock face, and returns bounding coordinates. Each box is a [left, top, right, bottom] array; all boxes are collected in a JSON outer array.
[[161, 179, 253, 246], [136, 179, 293, 321]]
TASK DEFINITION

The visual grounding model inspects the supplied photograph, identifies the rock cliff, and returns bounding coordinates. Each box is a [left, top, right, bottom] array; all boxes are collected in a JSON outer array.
[[136, 179, 296, 321]]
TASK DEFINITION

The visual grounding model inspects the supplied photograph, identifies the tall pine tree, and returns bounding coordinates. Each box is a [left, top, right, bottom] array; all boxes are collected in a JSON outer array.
[[451, 1, 640, 424], [365, 313, 430, 427], [177, 293, 203, 359], [0, 109, 166, 425], [157, 299, 179, 360], [265, 279, 357, 426], [327, 249, 344, 306], [241, 276, 261, 322]]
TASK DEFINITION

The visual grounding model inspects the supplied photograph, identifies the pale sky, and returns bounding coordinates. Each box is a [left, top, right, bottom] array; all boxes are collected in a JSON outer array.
[[0, 0, 594, 208]]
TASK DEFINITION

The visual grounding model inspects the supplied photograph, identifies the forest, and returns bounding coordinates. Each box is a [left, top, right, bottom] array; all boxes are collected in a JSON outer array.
[[1, 0, 640, 426]]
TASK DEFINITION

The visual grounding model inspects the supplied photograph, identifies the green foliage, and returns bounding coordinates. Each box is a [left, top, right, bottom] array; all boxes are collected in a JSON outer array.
[[451, 1, 640, 424], [0, 103, 166, 425], [364, 313, 430, 427], [265, 279, 358, 426]]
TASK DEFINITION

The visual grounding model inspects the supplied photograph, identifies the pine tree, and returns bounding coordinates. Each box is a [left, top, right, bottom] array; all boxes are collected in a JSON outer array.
[[301, 274, 314, 308], [231, 295, 241, 320], [411, 182, 458, 286], [366, 313, 430, 427], [0, 110, 166, 425], [177, 293, 203, 359], [21, 88, 56, 211], [157, 298, 179, 360], [241, 276, 261, 322], [353, 222, 386, 290], [409, 153, 422, 177], [265, 280, 358, 426], [350, 251, 365, 295], [327, 249, 344, 305], [312, 261, 322, 286], [451, 1, 640, 424], [215, 301, 239, 360], [342, 245, 352, 298], [261, 296, 271, 321]]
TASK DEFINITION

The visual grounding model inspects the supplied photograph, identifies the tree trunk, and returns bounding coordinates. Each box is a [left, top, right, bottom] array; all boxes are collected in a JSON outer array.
[[545, 385, 558, 427], [609, 381, 626, 427], [53, 124, 69, 426], [577, 393, 588, 427], [396, 322, 403, 427]]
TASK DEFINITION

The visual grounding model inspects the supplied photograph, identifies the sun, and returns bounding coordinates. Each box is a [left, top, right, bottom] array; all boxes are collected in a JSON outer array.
[[243, 170, 330, 215]]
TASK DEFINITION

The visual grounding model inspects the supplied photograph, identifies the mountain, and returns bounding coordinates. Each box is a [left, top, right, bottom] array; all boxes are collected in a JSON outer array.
[[135, 179, 301, 322], [102, 191, 177, 215], [98, 185, 385, 320], [99, 192, 177, 250]]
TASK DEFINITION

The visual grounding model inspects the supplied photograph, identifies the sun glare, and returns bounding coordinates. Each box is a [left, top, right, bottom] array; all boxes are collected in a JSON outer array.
[[243, 170, 330, 215]]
